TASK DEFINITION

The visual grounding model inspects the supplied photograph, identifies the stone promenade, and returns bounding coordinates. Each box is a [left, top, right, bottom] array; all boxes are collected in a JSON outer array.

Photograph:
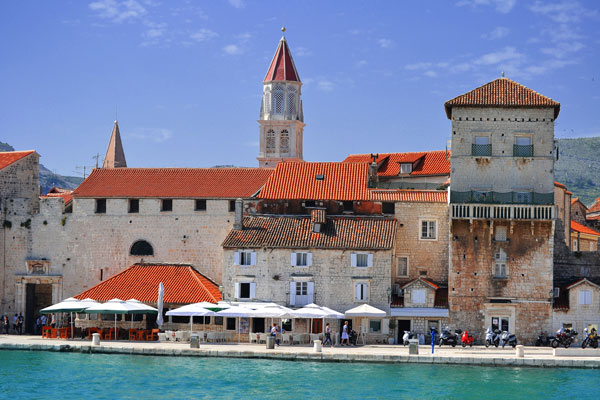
[[1, 335, 599, 368]]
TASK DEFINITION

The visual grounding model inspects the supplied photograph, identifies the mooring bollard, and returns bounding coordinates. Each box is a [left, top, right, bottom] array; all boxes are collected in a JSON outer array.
[[516, 345, 524, 358], [409, 339, 419, 355], [92, 333, 100, 346], [314, 339, 322, 353]]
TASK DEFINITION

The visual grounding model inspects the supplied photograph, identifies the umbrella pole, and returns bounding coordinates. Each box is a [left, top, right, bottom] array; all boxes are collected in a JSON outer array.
[[114, 314, 117, 341], [238, 317, 240, 343], [190, 317, 193, 337], [71, 312, 74, 339]]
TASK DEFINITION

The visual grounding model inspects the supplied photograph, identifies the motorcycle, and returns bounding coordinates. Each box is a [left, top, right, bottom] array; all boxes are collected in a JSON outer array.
[[439, 327, 459, 347], [535, 331, 552, 347], [581, 328, 599, 349], [551, 328, 578, 348], [500, 331, 517, 348], [461, 330, 475, 347], [485, 327, 501, 348]]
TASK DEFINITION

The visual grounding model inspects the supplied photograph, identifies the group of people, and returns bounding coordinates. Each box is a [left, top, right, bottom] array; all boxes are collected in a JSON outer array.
[[1, 312, 56, 335], [267, 321, 353, 348]]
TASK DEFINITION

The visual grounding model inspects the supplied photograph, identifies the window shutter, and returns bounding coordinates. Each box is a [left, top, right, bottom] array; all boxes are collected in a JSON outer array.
[[250, 252, 257, 266], [351, 253, 357, 267], [289, 282, 296, 305], [234, 283, 240, 299], [250, 283, 256, 299], [364, 284, 368, 301], [307, 282, 314, 303], [307, 253, 312, 266], [355, 284, 361, 301], [367, 254, 373, 267], [234, 252, 240, 265], [290, 253, 297, 266]]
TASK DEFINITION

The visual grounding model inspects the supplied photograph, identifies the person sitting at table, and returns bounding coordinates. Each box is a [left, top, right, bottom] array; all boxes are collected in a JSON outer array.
[[270, 323, 280, 346]]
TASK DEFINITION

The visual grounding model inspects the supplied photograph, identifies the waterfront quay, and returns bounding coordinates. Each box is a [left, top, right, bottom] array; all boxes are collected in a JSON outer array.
[[2, 335, 599, 369]]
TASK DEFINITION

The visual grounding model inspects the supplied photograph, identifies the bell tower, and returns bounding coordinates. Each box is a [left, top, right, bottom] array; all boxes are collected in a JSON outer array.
[[257, 28, 305, 168]]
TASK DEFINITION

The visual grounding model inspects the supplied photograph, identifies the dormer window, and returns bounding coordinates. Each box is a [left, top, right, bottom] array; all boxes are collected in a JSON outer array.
[[400, 163, 412, 174], [315, 174, 324, 181]]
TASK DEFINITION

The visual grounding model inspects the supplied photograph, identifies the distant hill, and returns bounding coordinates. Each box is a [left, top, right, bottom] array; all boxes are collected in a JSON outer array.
[[1, 141, 84, 194], [555, 137, 600, 207]]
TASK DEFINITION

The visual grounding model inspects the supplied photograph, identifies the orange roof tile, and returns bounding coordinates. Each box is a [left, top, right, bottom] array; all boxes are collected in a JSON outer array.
[[74, 263, 222, 304], [41, 187, 74, 204], [367, 189, 447, 203], [73, 168, 273, 199], [222, 215, 396, 250], [264, 37, 300, 82], [0, 150, 35, 170], [259, 162, 369, 201], [588, 198, 600, 214], [571, 220, 600, 237], [444, 77, 560, 119], [343, 151, 450, 177], [554, 181, 566, 189]]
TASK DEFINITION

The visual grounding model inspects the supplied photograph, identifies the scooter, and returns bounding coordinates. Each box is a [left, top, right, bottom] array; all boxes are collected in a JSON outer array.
[[500, 331, 517, 348], [485, 327, 501, 348], [461, 330, 475, 347], [551, 328, 578, 348], [581, 328, 599, 349], [439, 327, 459, 347], [535, 331, 552, 347]]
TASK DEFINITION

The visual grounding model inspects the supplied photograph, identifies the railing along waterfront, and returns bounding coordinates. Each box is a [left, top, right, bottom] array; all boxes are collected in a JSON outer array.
[[451, 203, 555, 220]]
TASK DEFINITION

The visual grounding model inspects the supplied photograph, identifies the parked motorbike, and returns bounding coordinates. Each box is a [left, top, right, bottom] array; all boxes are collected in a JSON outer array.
[[551, 328, 578, 348], [535, 331, 552, 347], [439, 327, 459, 347], [485, 327, 501, 348], [581, 328, 599, 349], [461, 330, 475, 347], [500, 331, 517, 348]]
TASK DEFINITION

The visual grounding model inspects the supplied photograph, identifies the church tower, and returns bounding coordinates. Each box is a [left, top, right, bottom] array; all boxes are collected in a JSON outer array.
[[257, 28, 305, 168], [103, 120, 127, 168]]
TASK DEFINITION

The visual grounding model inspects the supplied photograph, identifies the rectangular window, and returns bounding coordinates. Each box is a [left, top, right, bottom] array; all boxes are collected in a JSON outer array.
[[420, 220, 437, 240], [412, 288, 426, 304], [579, 290, 592, 305], [296, 281, 308, 296], [357, 254, 368, 267], [400, 163, 412, 174], [343, 201, 353, 212], [396, 257, 408, 277], [491, 317, 509, 332], [195, 199, 206, 211], [514, 191, 532, 204], [239, 283, 251, 299], [213, 316, 223, 326], [229, 200, 236, 212], [355, 283, 368, 301], [369, 319, 381, 333], [472, 136, 491, 156], [514, 136, 533, 157], [382, 202, 395, 214], [573, 239, 578, 251], [494, 262, 507, 278], [351, 253, 373, 268], [226, 317, 236, 331], [553, 288, 560, 298], [238, 251, 255, 266], [296, 252, 308, 267], [290, 281, 313, 306], [495, 226, 507, 242], [161, 199, 173, 212], [95, 199, 106, 214], [128, 199, 139, 213]]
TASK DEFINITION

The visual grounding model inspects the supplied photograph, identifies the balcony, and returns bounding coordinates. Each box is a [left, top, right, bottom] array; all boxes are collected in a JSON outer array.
[[513, 144, 534, 157], [451, 203, 554, 220], [472, 143, 492, 156], [451, 191, 554, 205]]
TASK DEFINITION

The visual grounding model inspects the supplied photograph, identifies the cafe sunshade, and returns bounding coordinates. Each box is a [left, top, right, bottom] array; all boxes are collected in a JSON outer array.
[[344, 304, 387, 318], [40, 297, 98, 313]]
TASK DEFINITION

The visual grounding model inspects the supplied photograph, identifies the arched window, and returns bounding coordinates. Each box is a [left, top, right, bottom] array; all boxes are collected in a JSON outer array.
[[280, 130, 289, 153], [272, 84, 284, 114], [130, 240, 154, 256], [287, 86, 297, 115], [266, 129, 276, 153], [263, 88, 271, 116]]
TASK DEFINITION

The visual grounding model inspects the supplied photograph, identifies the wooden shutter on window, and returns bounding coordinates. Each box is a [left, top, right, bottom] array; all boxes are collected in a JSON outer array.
[[250, 252, 257, 266], [289, 282, 296, 305], [306, 253, 312, 266], [249, 283, 256, 299], [367, 254, 373, 267], [290, 253, 297, 266], [351, 254, 357, 267], [234, 252, 240, 265], [355, 283, 361, 300], [307, 282, 314, 303], [234, 283, 240, 299]]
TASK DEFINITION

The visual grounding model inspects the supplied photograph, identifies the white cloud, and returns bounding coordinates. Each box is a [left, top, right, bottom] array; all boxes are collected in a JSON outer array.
[[541, 41, 584, 58], [228, 0, 246, 9], [223, 44, 242, 55], [423, 70, 437, 77], [317, 80, 334, 92], [190, 28, 218, 42], [356, 60, 368, 68], [482, 26, 510, 40], [236, 32, 252, 41], [130, 127, 173, 143], [405, 62, 432, 70], [294, 46, 312, 56], [456, 0, 516, 14], [529, 1, 597, 23], [475, 46, 523, 65], [378, 38, 393, 48], [89, 0, 147, 23]]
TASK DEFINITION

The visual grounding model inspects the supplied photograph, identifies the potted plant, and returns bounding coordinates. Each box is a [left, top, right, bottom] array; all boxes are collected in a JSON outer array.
[[388, 319, 397, 344]]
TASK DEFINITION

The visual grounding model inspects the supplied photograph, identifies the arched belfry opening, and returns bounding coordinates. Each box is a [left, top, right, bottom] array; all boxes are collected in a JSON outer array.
[[130, 240, 154, 256]]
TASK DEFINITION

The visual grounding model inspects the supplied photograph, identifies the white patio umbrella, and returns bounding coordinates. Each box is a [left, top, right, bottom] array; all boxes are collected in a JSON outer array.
[[126, 299, 161, 330], [85, 298, 158, 340], [344, 304, 387, 344], [215, 305, 255, 343], [166, 303, 215, 335], [156, 282, 164, 328], [293, 305, 329, 334], [301, 303, 344, 336], [40, 297, 99, 338]]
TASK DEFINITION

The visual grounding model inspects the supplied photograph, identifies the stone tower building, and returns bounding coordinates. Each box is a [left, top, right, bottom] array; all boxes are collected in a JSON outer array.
[[103, 120, 127, 168], [445, 77, 560, 343], [257, 29, 305, 168]]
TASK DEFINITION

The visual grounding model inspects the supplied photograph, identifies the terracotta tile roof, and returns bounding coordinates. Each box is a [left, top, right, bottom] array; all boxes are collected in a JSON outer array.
[[222, 215, 396, 250], [74, 263, 222, 305], [566, 278, 600, 291], [73, 168, 273, 199], [587, 215, 600, 221], [259, 162, 369, 201], [553, 287, 569, 311], [444, 77, 560, 119], [554, 181, 566, 189], [311, 209, 326, 224], [0, 150, 35, 170], [343, 151, 450, 177], [264, 37, 300, 82], [367, 189, 447, 203], [401, 277, 439, 290], [41, 187, 74, 204], [588, 198, 600, 214], [571, 220, 600, 237]]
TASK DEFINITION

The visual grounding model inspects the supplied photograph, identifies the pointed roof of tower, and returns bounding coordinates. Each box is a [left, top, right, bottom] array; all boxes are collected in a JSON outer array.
[[444, 77, 560, 119], [264, 30, 301, 83], [103, 120, 127, 168]]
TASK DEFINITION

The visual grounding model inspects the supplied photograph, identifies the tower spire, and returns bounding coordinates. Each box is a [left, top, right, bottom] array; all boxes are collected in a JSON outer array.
[[102, 120, 127, 168]]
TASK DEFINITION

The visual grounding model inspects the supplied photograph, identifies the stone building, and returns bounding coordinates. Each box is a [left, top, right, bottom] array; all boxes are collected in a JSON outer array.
[[553, 278, 600, 334], [571, 198, 588, 225], [587, 198, 600, 231], [446, 77, 559, 343]]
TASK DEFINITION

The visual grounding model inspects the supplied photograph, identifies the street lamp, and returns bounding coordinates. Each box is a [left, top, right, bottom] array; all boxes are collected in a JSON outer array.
[[387, 287, 392, 304]]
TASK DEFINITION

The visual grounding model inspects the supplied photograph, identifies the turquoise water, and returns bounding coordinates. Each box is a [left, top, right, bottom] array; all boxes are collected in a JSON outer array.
[[0, 351, 598, 399]]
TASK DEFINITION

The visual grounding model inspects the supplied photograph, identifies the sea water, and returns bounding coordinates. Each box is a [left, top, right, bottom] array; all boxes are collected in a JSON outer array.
[[0, 350, 598, 399]]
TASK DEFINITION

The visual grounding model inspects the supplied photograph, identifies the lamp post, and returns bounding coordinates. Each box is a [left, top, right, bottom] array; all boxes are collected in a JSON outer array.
[[386, 287, 392, 304]]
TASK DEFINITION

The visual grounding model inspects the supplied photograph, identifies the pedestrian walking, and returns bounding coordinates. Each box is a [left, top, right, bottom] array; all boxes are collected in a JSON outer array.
[[341, 321, 350, 346]]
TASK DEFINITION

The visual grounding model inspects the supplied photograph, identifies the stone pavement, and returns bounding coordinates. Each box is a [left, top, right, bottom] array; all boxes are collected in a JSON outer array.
[[1, 334, 599, 368]]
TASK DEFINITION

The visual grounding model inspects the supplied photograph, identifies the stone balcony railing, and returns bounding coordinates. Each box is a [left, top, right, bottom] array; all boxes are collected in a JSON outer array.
[[451, 203, 555, 220]]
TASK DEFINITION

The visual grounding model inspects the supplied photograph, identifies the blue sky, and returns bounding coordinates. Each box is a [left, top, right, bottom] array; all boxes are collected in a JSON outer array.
[[1, 0, 599, 176]]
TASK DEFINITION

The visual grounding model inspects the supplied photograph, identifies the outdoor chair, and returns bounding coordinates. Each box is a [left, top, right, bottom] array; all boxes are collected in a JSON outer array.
[[206, 332, 217, 343], [146, 329, 159, 341], [309, 333, 320, 344], [102, 329, 114, 340], [281, 333, 291, 344], [249, 332, 257, 343], [128, 329, 137, 340], [196, 331, 205, 343], [42, 326, 51, 338], [292, 334, 304, 345], [258, 334, 267, 344]]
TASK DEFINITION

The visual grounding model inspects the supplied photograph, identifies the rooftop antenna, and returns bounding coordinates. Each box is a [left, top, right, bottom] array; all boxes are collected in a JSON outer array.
[[370, 153, 379, 163], [501, 71, 505, 77], [115, 105, 118, 122], [92, 153, 101, 169]]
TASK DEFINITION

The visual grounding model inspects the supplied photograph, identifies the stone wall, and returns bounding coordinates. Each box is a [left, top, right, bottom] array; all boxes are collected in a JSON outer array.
[[552, 281, 600, 333], [554, 219, 600, 283]]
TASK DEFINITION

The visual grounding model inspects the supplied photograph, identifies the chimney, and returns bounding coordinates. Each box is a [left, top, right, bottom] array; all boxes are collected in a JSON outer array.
[[234, 198, 243, 230], [368, 161, 378, 187]]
